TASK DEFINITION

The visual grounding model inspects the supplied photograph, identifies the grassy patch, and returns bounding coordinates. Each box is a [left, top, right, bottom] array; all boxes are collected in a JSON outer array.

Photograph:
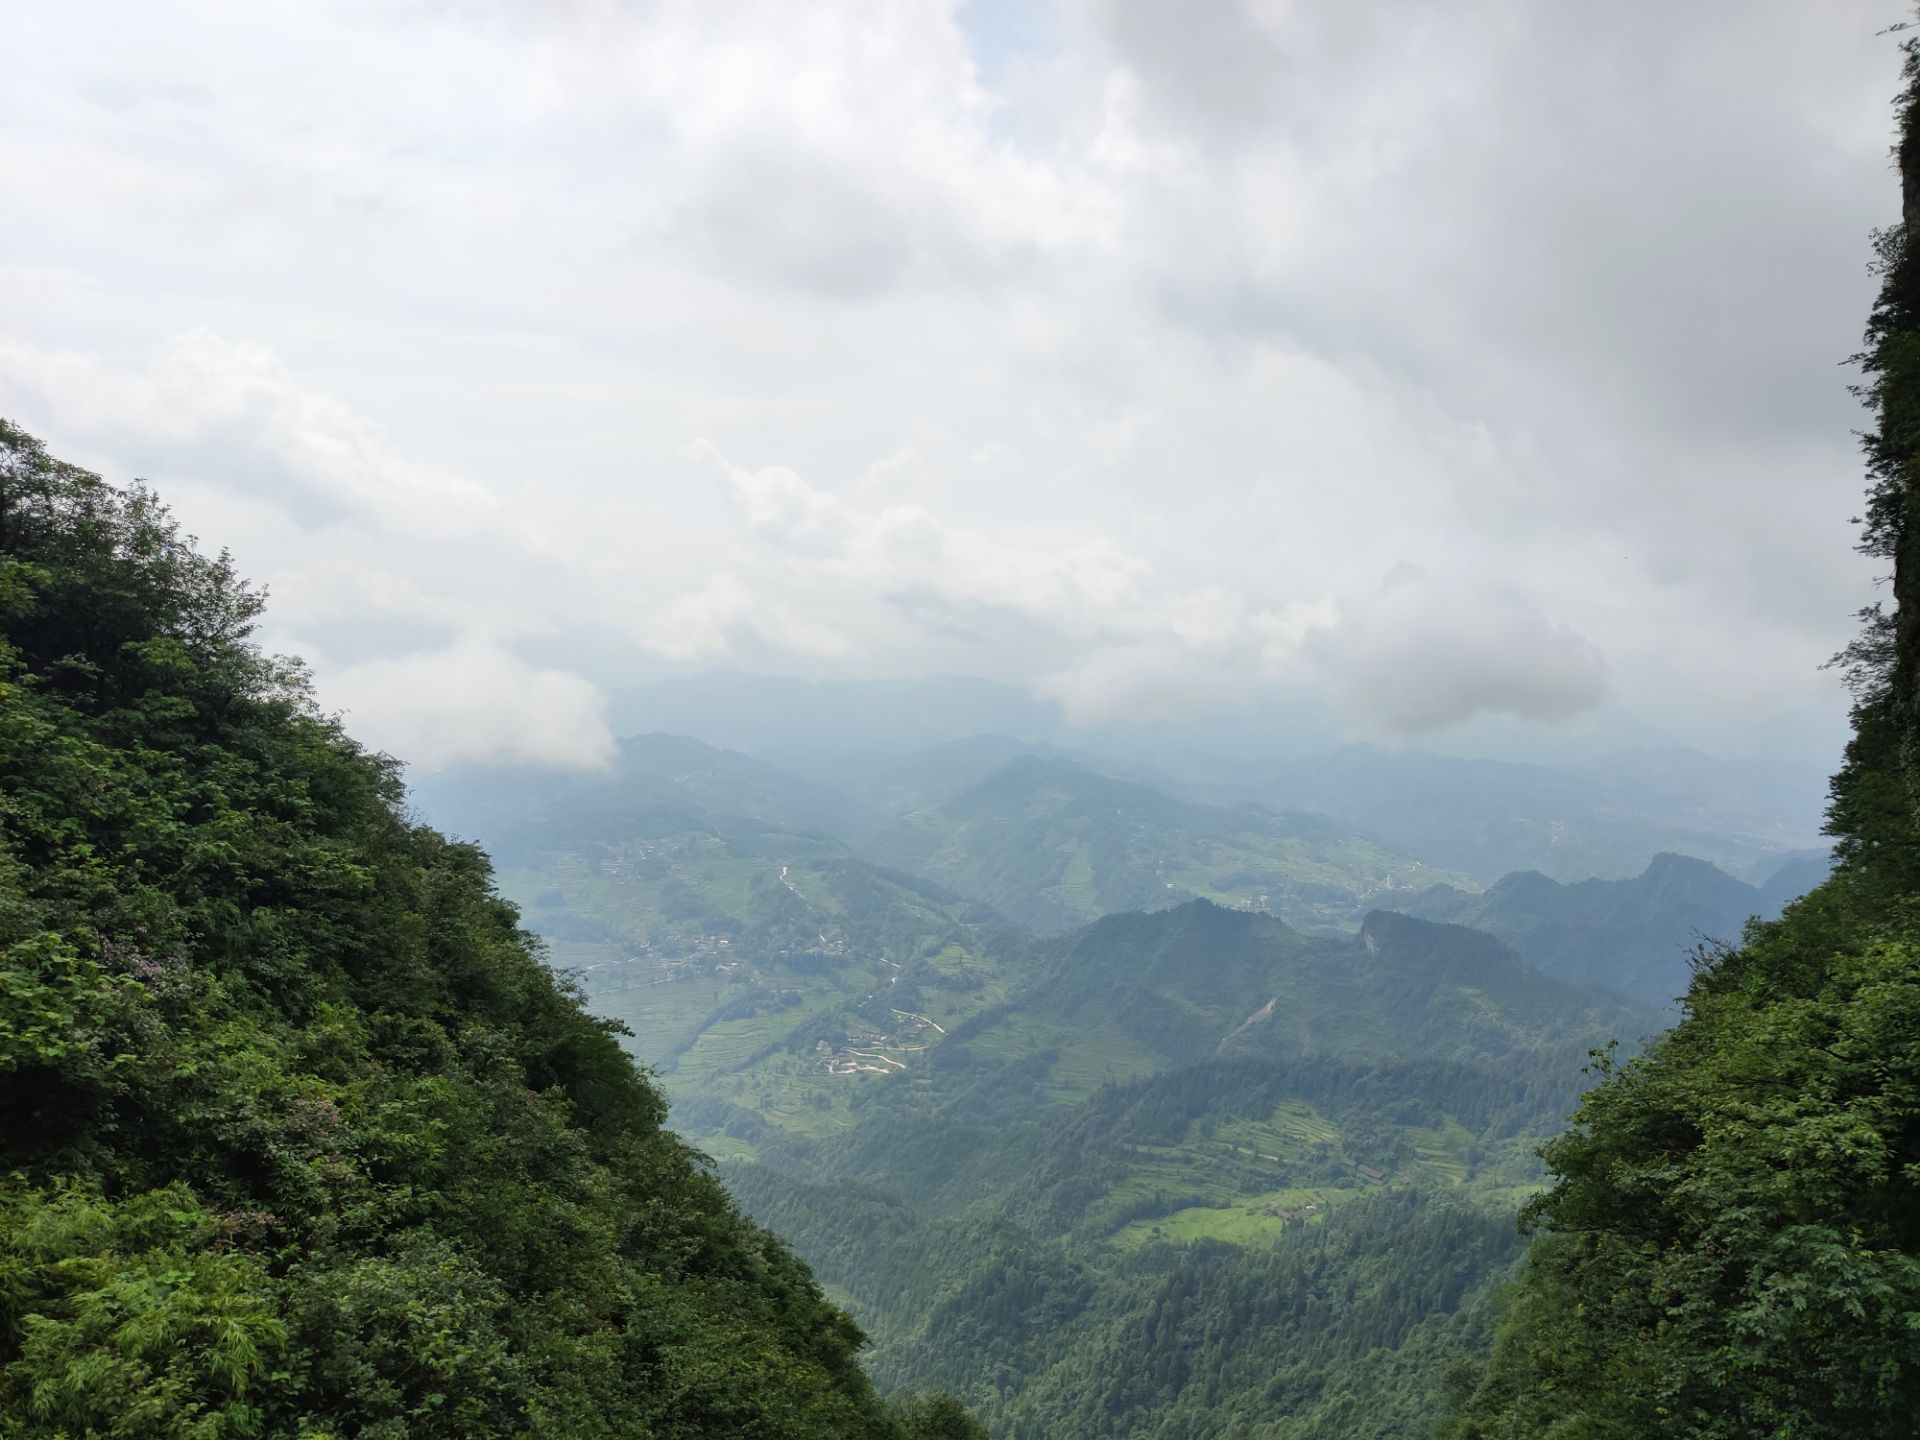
[[1109, 1186, 1356, 1250]]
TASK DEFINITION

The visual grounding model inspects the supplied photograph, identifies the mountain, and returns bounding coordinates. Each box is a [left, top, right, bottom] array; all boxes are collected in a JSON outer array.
[[411, 730, 876, 858], [713, 902, 1659, 1437], [1260, 744, 1825, 883], [403, 701, 1664, 1439], [1392, 850, 1831, 1007], [0, 425, 978, 1438], [611, 672, 1066, 756], [1752, 847, 1837, 907], [866, 755, 1471, 935], [397, 677, 1682, 1437], [770, 733, 1182, 818], [922, 903, 1655, 1112]]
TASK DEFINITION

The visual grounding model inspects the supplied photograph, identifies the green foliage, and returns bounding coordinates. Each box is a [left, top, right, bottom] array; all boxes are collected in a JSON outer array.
[[888, 1392, 991, 1440], [722, 1033, 1623, 1439], [0, 421, 973, 1435], [1, 1184, 285, 1438], [1444, 914, 1920, 1436]]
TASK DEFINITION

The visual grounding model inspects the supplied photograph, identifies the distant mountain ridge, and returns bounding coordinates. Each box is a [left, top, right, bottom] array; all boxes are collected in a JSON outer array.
[[771, 732, 1184, 817], [957, 900, 1652, 1082], [1391, 850, 1831, 1006], [865, 754, 1468, 934], [1259, 743, 1825, 883], [410, 730, 876, 858]]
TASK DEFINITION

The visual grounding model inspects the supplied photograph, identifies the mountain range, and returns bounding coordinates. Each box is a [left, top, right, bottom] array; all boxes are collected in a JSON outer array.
[[864, 755, 1464, 934], [399, 717, 1830, 1437], [1393, 850, 1832, 1006]]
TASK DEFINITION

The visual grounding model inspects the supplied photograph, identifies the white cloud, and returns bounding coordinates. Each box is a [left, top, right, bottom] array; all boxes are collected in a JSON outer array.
[[650, 440, 1153, 661], [1306, 567, 1607, 734], [322, 635, 615, 771], [0, 332, 616, 768], [0, 0, 1899, 764]]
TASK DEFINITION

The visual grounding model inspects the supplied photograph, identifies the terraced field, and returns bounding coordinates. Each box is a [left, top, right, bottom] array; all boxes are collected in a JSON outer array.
[[958, 1012, 1167, 1103], [1109, 1186, 1356, 1249]]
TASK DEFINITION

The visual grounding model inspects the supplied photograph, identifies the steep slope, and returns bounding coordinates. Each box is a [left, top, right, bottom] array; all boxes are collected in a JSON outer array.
[[0, 425, 977, 1438], [1393, 851, 1829, 1007], [867, 755, 1467, 934]]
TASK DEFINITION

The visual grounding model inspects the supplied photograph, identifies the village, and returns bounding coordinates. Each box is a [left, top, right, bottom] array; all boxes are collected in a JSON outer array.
[[815, 1009, 945, 1076]]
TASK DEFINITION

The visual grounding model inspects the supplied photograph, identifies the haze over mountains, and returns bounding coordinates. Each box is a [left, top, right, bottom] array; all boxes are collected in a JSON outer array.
[[407, 697, 1834, 1049], [1397, 851, 1831, 1007], [396, 685, 1831, 1433], [866, 755, 1461, 934]]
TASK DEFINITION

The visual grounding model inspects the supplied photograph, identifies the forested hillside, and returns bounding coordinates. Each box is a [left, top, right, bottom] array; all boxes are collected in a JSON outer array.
[[1440, 41, 1920, 1437], [709, 905, 1650, 1436], [0, 424, 981, 1436]]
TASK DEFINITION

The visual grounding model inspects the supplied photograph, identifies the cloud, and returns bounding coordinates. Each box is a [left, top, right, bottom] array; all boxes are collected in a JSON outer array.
[[0, 0, 1898, 763], [1306, 567, 1607, 734], [646, 440, 1151, 662], [0, 331, 489, 534], [322, 635, 615, 771], [0, 332, 615, 767]]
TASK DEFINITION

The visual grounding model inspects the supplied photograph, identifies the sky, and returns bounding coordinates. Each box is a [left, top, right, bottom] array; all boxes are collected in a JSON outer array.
[[0, 0, 1907, 771]]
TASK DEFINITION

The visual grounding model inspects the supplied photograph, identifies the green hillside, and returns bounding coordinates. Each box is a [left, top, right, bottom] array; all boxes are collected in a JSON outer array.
[[940, 902, 1651, 1099], [867, 755, 1470, 935], [0, 425, 980, 1437], [434, 781, 1029, 1150], [701, 899, 1658, 1437]]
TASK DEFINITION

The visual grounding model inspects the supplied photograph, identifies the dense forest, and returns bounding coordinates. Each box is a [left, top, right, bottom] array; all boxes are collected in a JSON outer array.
[[1437, 38, 1920, 1439], [0, 424, 982, 1436]]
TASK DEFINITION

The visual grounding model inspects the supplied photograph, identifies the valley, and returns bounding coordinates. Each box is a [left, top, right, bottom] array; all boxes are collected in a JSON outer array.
[[414, 720, 1804, 1437]]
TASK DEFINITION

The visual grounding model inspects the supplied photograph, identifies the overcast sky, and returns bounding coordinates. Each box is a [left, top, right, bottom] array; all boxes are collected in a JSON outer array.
[[0, 0, 1906, 770]]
